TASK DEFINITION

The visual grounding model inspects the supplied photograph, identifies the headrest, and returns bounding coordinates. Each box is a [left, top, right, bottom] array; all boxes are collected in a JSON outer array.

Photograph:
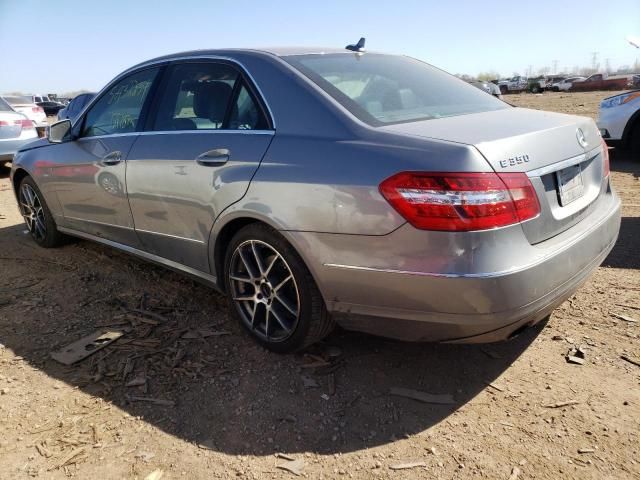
[[193, 81, 233, 123]]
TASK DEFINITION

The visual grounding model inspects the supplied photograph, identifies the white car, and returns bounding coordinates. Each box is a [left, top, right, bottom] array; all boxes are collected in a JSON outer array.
[[551, 77, 586, 92], [2, 95, 48, 128], [0, 96, 38, 167], [597, 90, 640, 151]]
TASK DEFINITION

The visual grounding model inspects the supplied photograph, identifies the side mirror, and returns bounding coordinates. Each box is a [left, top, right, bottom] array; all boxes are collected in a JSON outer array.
[[48, 119, 72, 143]]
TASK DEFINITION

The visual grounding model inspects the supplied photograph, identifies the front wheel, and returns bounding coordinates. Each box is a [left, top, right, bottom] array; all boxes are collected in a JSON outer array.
[[224, 223, 334, 353], [18, 176, 66, 248]]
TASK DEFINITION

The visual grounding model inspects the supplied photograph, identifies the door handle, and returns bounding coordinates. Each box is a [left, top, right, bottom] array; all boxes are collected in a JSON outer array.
[[196, 148, 230, 166], [100, 151, 122, 166]]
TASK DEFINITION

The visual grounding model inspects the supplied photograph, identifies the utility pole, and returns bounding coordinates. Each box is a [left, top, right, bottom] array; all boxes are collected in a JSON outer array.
[[552, 59, 558, 73], [590, 52, 599, 72], [604, 58, 611, 73]]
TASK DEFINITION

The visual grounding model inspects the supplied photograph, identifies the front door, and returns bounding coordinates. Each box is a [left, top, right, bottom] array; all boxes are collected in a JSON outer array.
[[126, 61, 274, 272], [53, 67, 162, 246]]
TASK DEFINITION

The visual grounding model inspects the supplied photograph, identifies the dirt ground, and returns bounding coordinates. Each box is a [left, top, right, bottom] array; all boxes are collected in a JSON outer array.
[[0, 91, 638, 480]]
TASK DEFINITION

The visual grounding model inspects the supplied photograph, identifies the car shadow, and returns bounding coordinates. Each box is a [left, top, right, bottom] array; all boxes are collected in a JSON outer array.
[[0, 162, 10, 179], [610, 148, 639, 177], [0, 221, 543, 456], [602, 216, 640, 270]]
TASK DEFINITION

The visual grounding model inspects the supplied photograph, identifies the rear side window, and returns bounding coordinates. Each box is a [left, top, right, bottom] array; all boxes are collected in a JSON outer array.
[[284, 53, 507, 126], [0, 97, 13, 112], [81, 68, 159, 138], [152, 62, 268, 131]]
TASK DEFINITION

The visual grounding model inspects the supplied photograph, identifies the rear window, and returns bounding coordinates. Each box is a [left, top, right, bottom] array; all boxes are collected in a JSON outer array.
[[283, 53, 507, 126], [4, 96, 32, 105], [0, 97, 14, 112]]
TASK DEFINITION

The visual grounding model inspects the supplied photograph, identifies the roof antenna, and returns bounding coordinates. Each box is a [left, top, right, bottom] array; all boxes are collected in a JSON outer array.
[[345, 37, 366, 52]]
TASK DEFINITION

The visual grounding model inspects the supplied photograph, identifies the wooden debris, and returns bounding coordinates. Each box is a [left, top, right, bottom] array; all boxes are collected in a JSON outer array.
[[51, 330, 124, 365], [389, 461, 427, 470], [621, 354, 640, 368], [611, 313, 638, 323], [566, 355, 585, 365], [508, 466, 521, 480], [578, 448, 595, 454], [615, 303, 640, 312], [126, 395, 175, 406], [48, 446, 87, 470], [129, 308, 168, 323], [275, 452, 295, 461], [390, 387, 455, 405], [181, 329, 230, 339], [125, 376, 147, 387], [144, 469, 165, 480], [543, 400, 579, 408], [276, 458, 305, 476], [486, 382, 505, 392]]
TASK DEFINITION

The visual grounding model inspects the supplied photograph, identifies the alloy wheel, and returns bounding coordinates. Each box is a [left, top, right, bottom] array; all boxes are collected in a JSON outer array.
[[19, 183, 46, 241], [229, 240, 301, 342]]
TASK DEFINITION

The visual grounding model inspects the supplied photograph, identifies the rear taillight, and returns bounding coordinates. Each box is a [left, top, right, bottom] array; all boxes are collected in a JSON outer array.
[[17, 119, 34, 129], [32, 106, 44, 113], [602, 139, 610, 178], [379, 171, 540, 232]]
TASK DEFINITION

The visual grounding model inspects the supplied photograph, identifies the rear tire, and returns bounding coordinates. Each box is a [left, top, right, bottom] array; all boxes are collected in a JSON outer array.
[[624, 120, 640, 153], [224, 223, 334, 353], [18, 176, 66, 248]]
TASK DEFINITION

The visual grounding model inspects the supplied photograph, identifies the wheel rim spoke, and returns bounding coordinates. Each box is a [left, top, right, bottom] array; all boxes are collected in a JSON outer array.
[[275, 293, 298, 316], [238, 247, 258, 279], [273, 275, 292, 292], [20, 184, 46, 239], [269, 307, 289, 330]]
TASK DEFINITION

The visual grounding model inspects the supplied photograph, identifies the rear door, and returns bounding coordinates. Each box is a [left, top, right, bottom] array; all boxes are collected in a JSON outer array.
[[126, 60, 274, 272], [50, 66, 162, 246]]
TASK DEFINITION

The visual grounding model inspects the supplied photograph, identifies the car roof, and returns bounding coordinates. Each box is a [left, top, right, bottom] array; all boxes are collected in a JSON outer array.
[[129, 47, 369, 71]]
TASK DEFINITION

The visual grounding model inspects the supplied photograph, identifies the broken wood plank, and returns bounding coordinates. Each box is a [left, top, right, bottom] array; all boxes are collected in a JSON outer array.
[[389, 387, 455, 405], [543, 400, 579, 408], [389, 461, 427, 470], [126, 395, 175, 406], [621, 354, 640, 368], [276, 458, 305, 476], [611, 313, 638, 323], [51, 330, 124, 365]]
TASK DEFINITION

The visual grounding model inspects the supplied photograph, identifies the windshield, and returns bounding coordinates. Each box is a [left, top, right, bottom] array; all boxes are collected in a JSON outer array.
[[0, 97, 15, 112], [283, 53, 507, 126]]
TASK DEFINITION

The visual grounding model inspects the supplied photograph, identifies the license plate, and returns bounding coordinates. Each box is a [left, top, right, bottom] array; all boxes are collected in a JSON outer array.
[[556, 164, 584, 206]]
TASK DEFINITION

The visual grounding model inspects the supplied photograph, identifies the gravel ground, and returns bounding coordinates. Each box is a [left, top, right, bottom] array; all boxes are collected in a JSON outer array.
[[0, 91, 638, 479]]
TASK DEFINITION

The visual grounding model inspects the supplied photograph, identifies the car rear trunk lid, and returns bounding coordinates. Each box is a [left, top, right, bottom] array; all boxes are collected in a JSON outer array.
[[380, 107, 607, 244]]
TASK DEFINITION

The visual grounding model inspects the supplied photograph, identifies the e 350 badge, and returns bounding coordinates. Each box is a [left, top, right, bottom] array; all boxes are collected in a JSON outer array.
[[500, 154, 530, 168]]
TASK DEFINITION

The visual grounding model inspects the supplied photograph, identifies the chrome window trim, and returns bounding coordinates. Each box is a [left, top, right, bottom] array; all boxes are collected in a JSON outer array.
[[74, 129, 275, 141]]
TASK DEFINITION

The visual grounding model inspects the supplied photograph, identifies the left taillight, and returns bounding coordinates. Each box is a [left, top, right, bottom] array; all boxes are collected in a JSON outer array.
[[18, 119, 34, 129], [379, 171, 541, 232], [602, 139, 610, 178]]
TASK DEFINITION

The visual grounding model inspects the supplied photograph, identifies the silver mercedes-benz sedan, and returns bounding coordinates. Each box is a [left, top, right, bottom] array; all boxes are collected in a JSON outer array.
[[10, 47, 620, 352]]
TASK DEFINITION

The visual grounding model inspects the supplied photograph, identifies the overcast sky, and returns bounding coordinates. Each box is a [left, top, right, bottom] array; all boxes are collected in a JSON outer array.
[[1, 0, 638, 93]]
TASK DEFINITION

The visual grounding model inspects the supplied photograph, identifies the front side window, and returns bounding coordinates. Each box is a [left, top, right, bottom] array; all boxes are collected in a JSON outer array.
[[283, 53, 508, 126], [81, 68, 159, 138], [152, 62, 267, 131]]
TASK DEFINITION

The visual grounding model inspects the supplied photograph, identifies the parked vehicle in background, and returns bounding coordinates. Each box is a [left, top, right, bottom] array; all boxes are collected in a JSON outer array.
[[570, 73, 633, 91], [0, 97, 38, 167], [551, 76, 586, 91], [528, 76, 567, 93], [57, 93, 96, 121], [36, 100, 65, 116], [597, 90, 640, 152], [469, 80, 503, 99], [3, 95, 48, 127], [498, 76, 528, 94], [10, 47, 620, 352]]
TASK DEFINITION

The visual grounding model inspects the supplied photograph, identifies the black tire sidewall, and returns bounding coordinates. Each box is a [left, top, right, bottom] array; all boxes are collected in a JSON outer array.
[[19, 176, 62, 248], [223, 223, 318, 353]]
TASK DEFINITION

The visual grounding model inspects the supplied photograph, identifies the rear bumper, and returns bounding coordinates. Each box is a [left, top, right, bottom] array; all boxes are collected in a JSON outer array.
[[0, 136, 39, 162], [286, 189, 621, 342]]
